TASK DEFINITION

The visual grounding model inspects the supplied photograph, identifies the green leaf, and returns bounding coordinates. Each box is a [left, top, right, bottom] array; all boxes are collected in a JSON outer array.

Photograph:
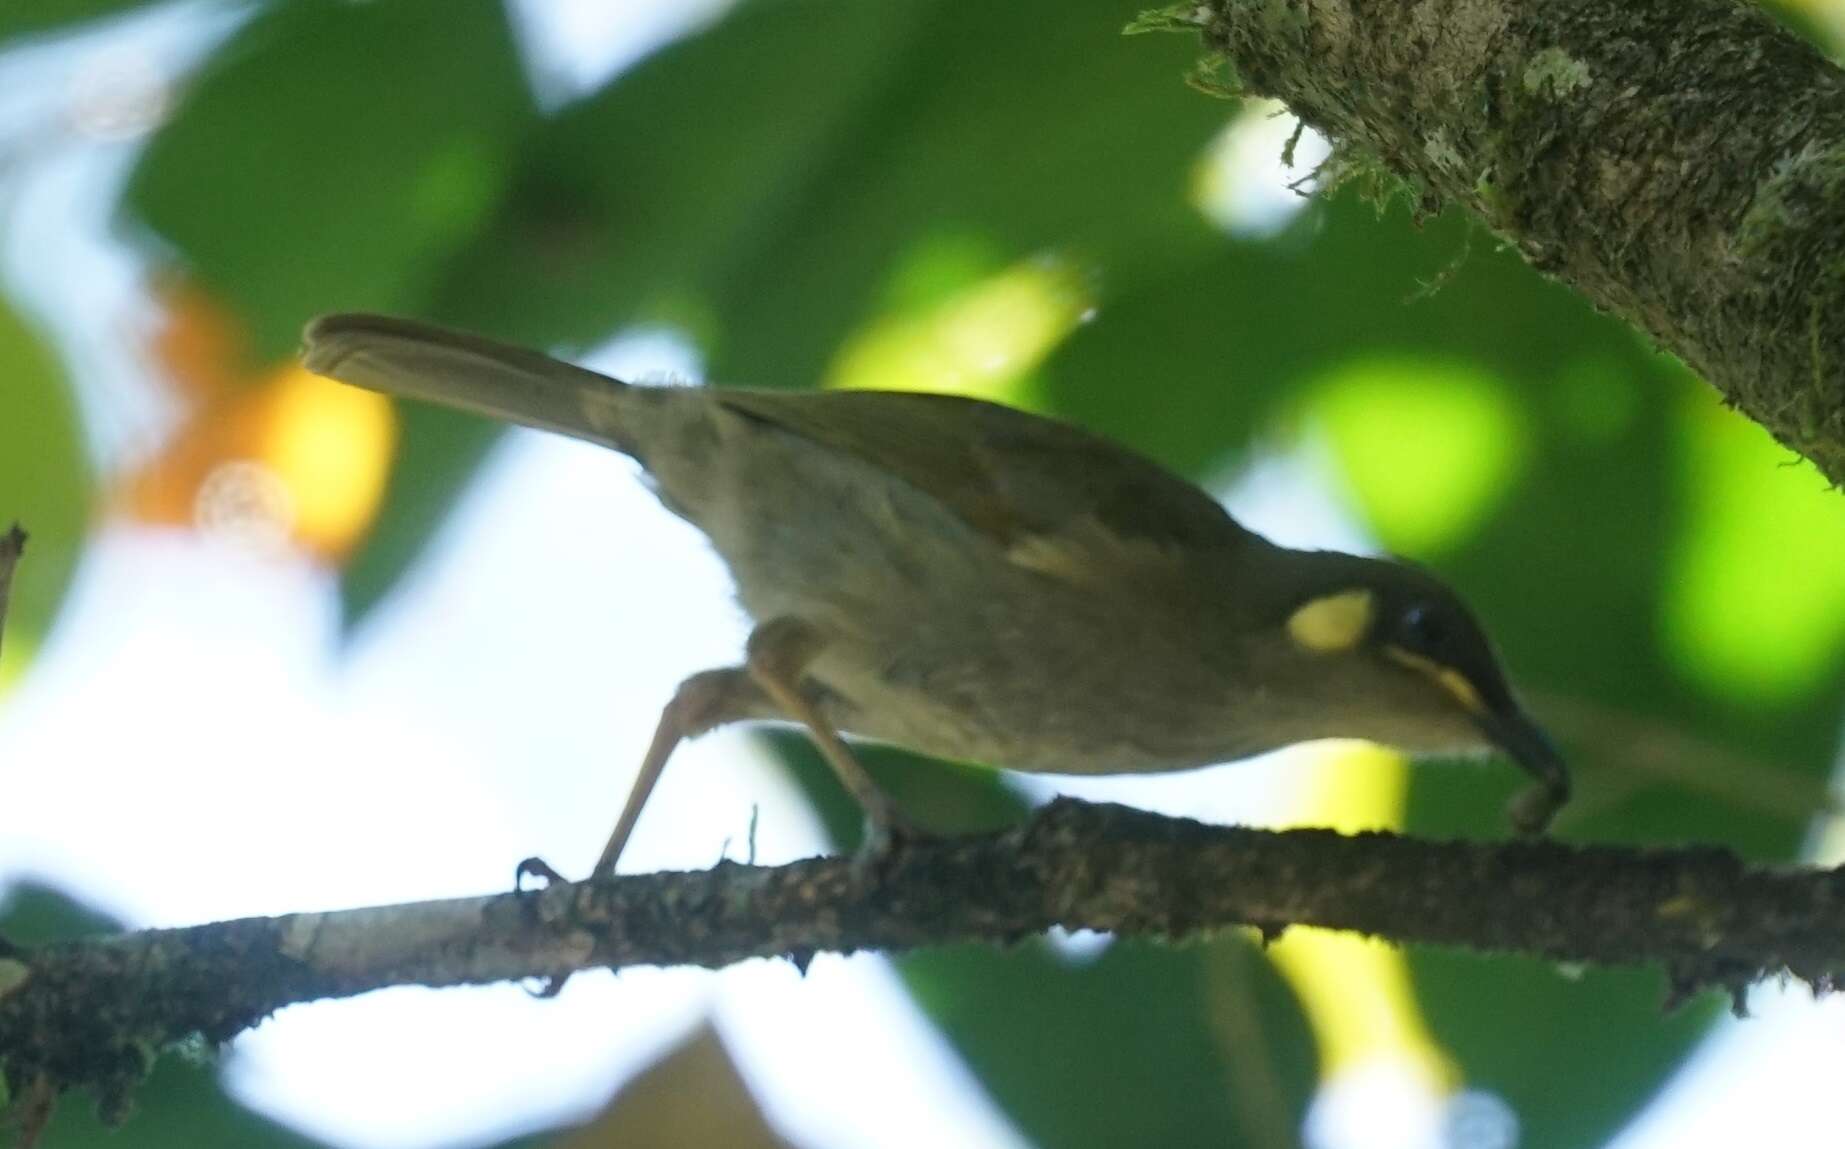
[[905, 938, 1317, 1149], [440, 0, 1225, 382], [700, 0, 1226, 386], [1411, 954, 1717, 1149], [0, 0, 157, 46], [32, 1056, 336, 1149], [125, 0, 537, 361], [0, 297, 91, 690], [1034, 193, 1611, 481], [434, 0, 934, 348]]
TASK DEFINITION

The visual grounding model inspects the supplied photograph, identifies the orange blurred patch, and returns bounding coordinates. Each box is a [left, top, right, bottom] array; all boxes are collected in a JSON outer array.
[[146, 280, 248, 402], [123, 288, 396, 561]]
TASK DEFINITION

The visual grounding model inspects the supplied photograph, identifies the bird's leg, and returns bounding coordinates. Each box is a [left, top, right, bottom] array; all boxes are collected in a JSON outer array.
[[514, 668, 762, 998], [745, 616, 923, 859], [589, 666, 762, 877]]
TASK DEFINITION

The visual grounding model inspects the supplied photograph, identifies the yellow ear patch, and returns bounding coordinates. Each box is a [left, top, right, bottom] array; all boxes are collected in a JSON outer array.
[[1287, 589, 1376, 653], [1384, 647, 1486, 715]]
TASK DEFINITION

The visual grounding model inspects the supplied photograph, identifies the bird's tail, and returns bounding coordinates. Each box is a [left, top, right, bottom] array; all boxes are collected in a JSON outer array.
[[302, 313, 633, 451]]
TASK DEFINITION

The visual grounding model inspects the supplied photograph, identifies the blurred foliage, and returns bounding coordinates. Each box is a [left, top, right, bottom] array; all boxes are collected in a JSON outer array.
[[125, 286, 397, 561], [124, 0, 538, 620], [126, 0, 537, 362], [0, 0, 145, 46], [0, 0, 1836, 1145], [906, 937, 1318, 1149], [539, 1023, 792, 1149]]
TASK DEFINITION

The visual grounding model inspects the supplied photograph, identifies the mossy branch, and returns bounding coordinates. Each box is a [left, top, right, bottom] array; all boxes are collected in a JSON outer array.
[[1193, 0, 1845, 484], [5, 797, 1845, 1133]]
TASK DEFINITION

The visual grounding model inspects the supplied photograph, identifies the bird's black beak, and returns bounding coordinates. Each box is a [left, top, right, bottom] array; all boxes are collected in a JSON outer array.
[[1477, 705, 1569, 835]]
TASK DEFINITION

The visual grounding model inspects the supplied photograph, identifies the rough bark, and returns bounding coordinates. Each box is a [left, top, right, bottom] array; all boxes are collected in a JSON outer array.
[[5, 797, 1844, 1120], [1192, 0, 1845, 483]]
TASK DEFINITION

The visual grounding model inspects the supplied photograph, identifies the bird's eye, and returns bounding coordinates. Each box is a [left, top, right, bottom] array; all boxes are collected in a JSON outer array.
[[1397, 602, 1446, 653]]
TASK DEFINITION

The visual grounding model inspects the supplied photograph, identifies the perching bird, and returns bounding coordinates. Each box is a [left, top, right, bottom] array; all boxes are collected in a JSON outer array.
[[303, 314, 1568, 874]]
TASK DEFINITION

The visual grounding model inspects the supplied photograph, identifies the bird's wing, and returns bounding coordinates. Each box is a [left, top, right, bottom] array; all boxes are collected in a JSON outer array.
[[713, 389, 1256, 576]]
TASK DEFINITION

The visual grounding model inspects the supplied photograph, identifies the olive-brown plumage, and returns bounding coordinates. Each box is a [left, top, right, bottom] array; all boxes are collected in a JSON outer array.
[[303, 313, 1567, 871]]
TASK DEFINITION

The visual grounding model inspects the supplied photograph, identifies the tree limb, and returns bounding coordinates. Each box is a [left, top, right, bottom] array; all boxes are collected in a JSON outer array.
[[1191, 0, 1845, 484], [4, 797, 1844, 1119]]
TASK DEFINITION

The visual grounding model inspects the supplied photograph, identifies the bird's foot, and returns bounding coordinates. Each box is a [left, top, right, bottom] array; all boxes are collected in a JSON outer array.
[[514, 855, 571, 893], [512, 856, 576, 999], [849, 807, 935, 882]]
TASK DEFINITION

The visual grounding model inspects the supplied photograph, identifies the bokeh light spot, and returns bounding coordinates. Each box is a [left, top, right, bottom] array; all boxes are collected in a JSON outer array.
[[194, 458, 293, 554], [1663, 387, 1845, 706], [1266, 742, 1460, 1126], [128, 290, 397, 562], [1308, 359, 1528, 556], [1194, 100, 1330, 237], [257, 365, 396, 558], [824, 242, 1093, 406], [1444, 1088, 1520, 1149], [1303, 1056, 1451, 1149], [65, 45, 171, 140]]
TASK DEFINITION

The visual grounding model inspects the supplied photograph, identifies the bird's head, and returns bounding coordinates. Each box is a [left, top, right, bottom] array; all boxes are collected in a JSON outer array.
[[1237, 548, 1567, 832]]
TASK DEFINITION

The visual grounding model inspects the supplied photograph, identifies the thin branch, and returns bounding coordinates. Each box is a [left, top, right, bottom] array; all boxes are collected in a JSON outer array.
[[1196, 0, 1845, 485], [4, 797, 1844, 1120], [1533, 689, 1844, 827], [0, 524, 25, 667]]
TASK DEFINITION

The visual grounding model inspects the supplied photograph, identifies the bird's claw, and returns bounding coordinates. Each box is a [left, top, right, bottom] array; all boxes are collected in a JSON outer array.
[[523, 974, 569, 1000], [514, 855, 570, 894], [512, 856, 576, 998], [849, 808, 934, 881]]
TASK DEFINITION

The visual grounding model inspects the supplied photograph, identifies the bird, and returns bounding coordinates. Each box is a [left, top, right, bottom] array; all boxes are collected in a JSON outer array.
[[303, 313, 1568, 875]]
